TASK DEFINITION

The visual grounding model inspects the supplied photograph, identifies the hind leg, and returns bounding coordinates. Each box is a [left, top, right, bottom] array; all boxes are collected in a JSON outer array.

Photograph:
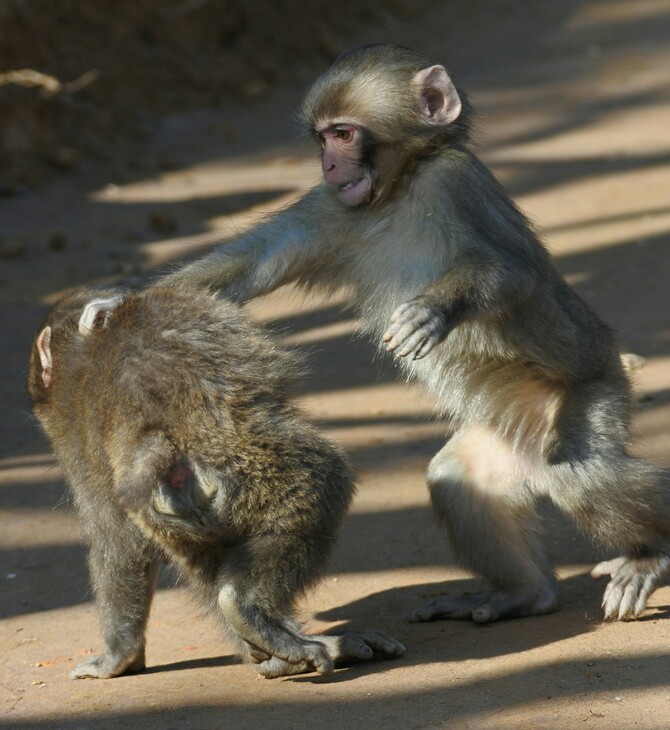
[[411, 426, 558, 624], [554, 457, 670, 620], [543, 381, 670, 620], [220, 585, 405, 678], [218, 530, 405, 678], [70, 503, 158, 679]]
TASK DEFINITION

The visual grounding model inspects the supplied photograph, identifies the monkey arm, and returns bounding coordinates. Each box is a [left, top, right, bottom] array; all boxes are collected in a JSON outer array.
[[384, 249, 537, 359], [162, 189, 328, 302]]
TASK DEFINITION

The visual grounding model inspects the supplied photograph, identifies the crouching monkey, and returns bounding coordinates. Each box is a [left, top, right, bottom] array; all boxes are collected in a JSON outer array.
[[28, 285, 405, 679]]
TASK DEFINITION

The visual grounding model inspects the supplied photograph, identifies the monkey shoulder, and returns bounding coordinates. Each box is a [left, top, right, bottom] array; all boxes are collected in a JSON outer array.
[[425, 149, 544, 258]]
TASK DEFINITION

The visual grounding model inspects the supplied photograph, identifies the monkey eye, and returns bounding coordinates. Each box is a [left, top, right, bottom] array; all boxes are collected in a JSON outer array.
[[334, 126, 353, 142]]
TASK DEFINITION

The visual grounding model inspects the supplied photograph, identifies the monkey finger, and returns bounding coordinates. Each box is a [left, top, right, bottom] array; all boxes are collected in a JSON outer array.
[[382, 317, 420, 343], [386, 304, 434, 335], [388, 301, 416, 324], [386, 318, 433, 353], [396, 331, 430, 358], [414, 337, 437, 360], [383, 329, 413, 352]]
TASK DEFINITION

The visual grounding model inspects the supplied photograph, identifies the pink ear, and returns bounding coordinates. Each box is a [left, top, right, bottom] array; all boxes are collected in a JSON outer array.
[[36, 326, 53, 388], [413, 65, 462, 125]]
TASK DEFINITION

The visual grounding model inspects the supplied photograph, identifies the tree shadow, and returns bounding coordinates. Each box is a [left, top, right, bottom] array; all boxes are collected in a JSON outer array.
[[5, 650, 670, 728]]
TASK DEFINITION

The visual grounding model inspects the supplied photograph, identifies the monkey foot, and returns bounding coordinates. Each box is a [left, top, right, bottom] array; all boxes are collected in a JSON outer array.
[[319, 629, 406, 663], [251, 640, 334, 678], [253, 630, 406, 678], [69, 649, 146, 679], [591, 554, 670, 620], [409, 585, 558, 624]]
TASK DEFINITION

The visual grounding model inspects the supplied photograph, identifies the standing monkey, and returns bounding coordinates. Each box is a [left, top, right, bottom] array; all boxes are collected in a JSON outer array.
[[28, 285, 404, 679], [161, 44, 670, 622]]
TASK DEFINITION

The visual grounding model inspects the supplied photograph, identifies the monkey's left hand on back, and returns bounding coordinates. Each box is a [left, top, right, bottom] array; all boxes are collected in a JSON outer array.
[[591, 554, 670, 620], [383, 296, 452, 360]]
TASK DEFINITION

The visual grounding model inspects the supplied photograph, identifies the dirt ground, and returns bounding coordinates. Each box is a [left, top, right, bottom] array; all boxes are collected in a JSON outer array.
[[3, 1, 670, 728]]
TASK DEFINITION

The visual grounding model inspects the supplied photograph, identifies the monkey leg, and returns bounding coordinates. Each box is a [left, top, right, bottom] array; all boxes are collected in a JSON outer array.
[[411, 427, 558, 624], [250, 631, 406, 678], [541, 382, 670, 620], [218, 559, 405, 679], [70, 507, 158, 679]]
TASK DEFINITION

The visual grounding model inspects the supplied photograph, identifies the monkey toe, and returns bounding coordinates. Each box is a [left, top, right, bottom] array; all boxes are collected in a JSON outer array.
[[69, 652, 145, 680], [591, 557, 626, 580], [256, 657, 312, 678], [247, 646, 272, 663], [304, 643, 335, 675], [308, 630, 405, 667], [342, 630, 406, 659], [471, 604, 497, 623], [409, 593, 490, 622], [340, 637, 374, 660], [70, 660, 108, 680], [268, 641, 334, 676]]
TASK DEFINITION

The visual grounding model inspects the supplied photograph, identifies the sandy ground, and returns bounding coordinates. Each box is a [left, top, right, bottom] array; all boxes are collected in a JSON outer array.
[[3, 1, 670, 728]]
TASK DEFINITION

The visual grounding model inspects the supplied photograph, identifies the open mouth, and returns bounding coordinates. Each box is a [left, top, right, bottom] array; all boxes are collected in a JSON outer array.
[[337, 176, 372, 206]]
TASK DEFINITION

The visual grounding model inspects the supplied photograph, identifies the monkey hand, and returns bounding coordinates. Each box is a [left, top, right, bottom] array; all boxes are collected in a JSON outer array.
[[383, 298, 451, 360], [591, 554, 670, 620]]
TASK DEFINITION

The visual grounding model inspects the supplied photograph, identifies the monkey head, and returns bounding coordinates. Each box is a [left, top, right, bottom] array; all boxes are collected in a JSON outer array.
[[301, 44, 471, 207], [28, 288, 128, 408]]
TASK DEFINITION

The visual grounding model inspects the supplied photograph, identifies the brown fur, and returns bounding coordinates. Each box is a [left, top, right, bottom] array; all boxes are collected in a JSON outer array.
[[28, 284, 404, 679]]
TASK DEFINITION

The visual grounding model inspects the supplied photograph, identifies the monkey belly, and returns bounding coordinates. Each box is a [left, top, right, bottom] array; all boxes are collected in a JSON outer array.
[[397, 343, 564, 460]]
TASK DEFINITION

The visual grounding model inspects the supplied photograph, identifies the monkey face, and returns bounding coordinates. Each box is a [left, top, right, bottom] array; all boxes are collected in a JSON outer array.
[[302, 44, 464, 208], [316, 121, 372, 206]]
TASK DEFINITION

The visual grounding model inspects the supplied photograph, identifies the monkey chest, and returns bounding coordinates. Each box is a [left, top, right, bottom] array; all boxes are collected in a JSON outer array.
[[347, 219, 449, 326]]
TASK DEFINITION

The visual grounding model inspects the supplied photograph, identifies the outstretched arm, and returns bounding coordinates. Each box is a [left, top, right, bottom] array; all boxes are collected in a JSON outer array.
[[161, 188, 327, 302]]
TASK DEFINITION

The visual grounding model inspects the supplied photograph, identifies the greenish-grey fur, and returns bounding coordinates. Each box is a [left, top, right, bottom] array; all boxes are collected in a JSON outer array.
[[162, 44, 670, 623]]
